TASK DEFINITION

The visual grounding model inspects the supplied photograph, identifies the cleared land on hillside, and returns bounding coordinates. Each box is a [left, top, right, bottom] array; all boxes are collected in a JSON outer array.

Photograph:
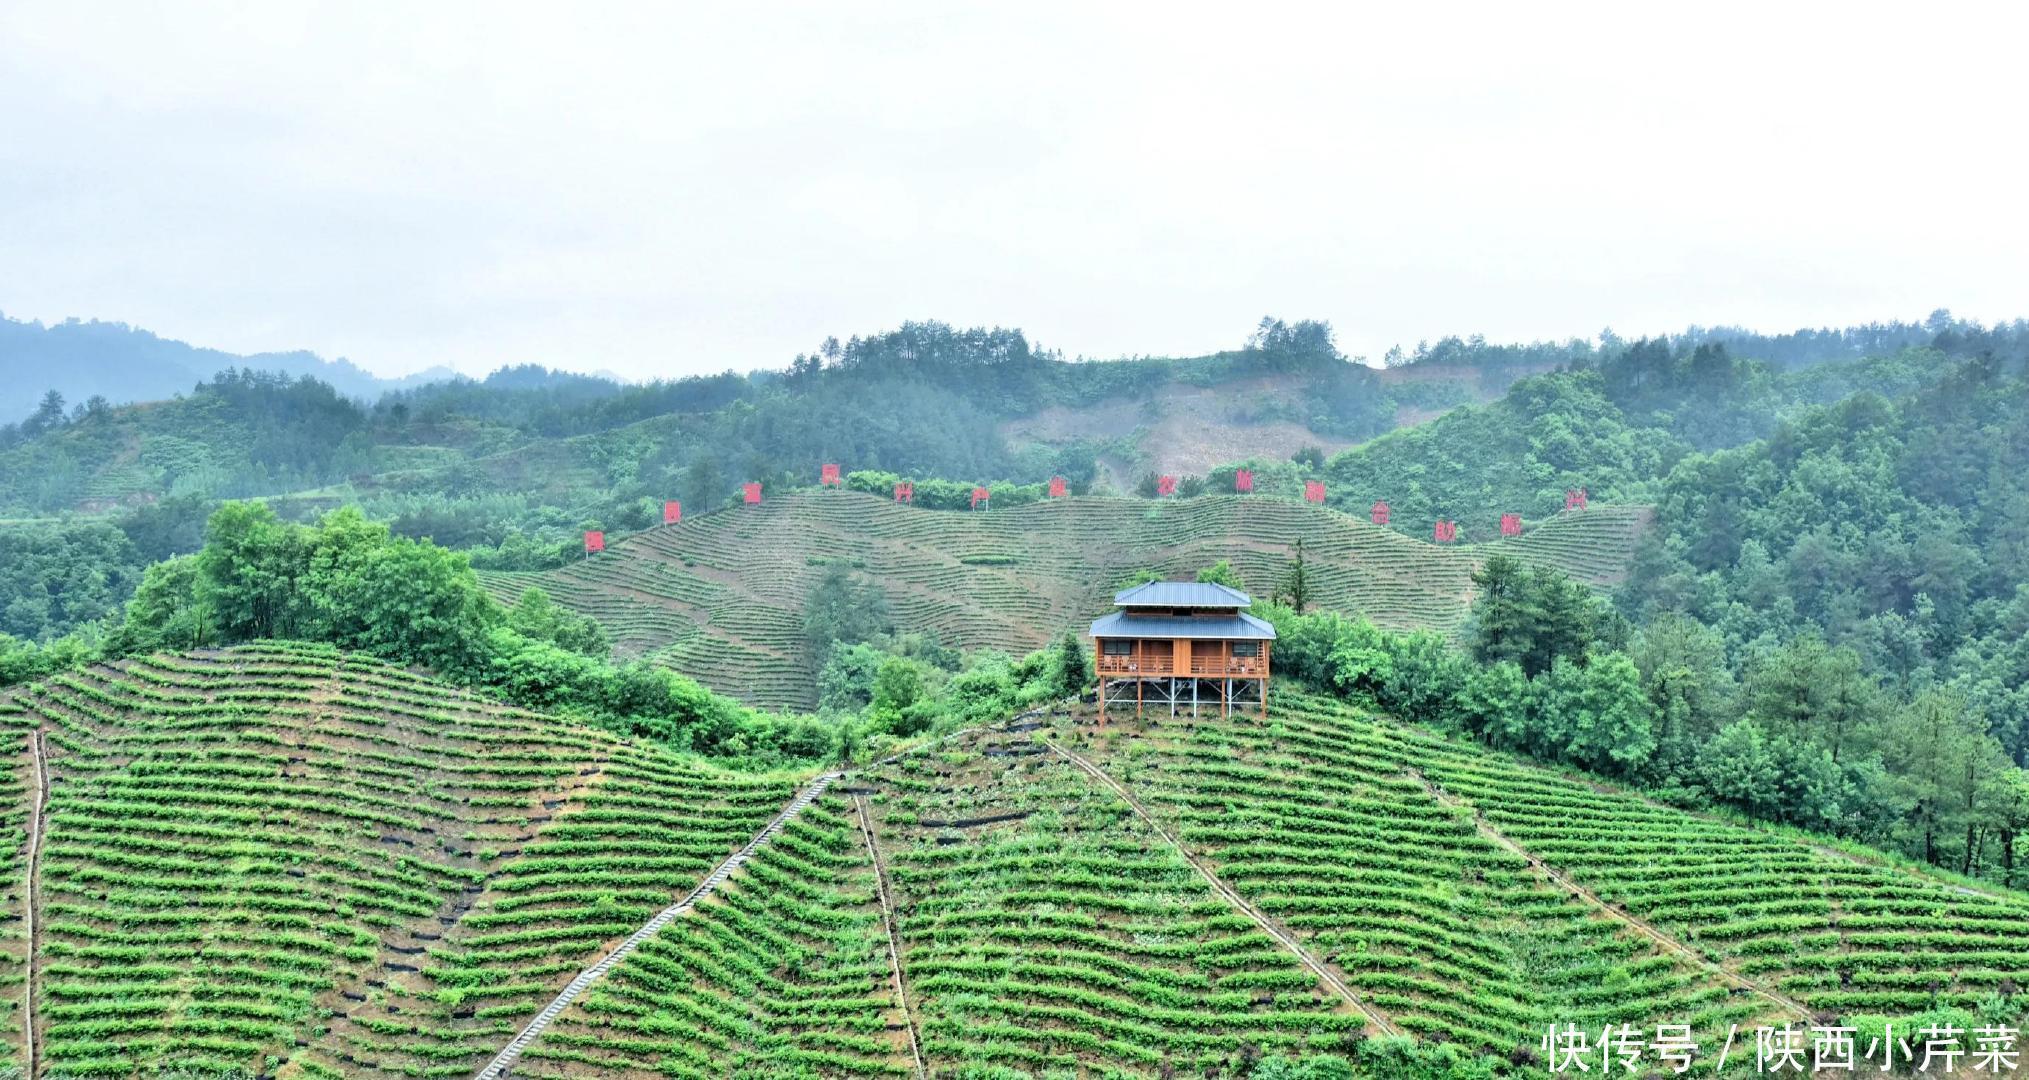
[[4, 652, 2026, 1077], [480, 490, 1651, 709]]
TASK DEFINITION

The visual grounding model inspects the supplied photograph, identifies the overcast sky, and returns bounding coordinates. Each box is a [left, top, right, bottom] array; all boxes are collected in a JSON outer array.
[[2, 2, 2024, 379]]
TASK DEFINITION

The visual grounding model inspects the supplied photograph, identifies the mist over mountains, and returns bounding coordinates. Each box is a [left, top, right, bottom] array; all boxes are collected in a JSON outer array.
[[0, 312, 455, 420]]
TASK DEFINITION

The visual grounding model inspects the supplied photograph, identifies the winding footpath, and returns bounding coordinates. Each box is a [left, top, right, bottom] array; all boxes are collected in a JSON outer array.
[[1043, 738, 1403, 1038], [471, 770, 842, 1080]]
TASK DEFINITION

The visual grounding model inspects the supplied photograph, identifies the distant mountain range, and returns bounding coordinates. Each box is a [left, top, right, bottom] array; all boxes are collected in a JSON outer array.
[[0, 312, 456, 421]]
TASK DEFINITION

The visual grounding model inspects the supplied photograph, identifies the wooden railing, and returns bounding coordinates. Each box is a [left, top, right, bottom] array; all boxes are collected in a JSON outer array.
[[1189, 656, 1265, 677], [1097, 656, 1264, 678]]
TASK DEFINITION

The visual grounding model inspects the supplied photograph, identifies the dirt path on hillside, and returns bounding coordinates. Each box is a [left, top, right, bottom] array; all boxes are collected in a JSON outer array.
[[25, 729, 47, 1077], [1043, 739, 1402, 1038], [471, 772, 842, 1080], [854, 794, 926, 1079], [1411, 771, 1811, 1023]]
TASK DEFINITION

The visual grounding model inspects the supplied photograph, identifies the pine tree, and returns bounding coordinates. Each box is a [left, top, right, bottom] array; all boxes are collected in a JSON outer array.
[[1279, 539, 1312, 613], [1469, 554, 1531, 668]]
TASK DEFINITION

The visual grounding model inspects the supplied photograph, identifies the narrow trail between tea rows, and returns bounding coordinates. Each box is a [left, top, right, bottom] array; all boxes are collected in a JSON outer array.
[[1043, 737, 1403, 1038]]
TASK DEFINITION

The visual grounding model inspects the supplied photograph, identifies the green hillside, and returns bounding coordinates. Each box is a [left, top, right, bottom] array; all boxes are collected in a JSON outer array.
[[6, 648, 2025, 1078], [477, 490, 1650, 709], [469, 688, 2029, 1077], [5, 642, 801, 1078]]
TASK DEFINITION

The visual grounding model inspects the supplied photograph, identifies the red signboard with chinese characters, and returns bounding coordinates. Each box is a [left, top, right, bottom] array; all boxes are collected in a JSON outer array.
[[1371, 500, 1390, 525], [1048, 475, 1067, 498], [894, 481, 913, 503], [1304, 480, 1326, 504], [820, 463, 841, 486], [663, 500, 681, 525], [1234, 469, 1254, 493], [971, 486, 991, 509], [743, 482, 762, 504], [1564, 487, 1589, 510], [1156, 475, 1177, 497], [1433, 520, 1457, 543], [1499, 512, 1521, 537], [584, 531, 605, 554]]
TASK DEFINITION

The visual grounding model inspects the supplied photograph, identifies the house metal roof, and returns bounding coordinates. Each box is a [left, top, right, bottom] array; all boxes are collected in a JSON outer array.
[[1088, 610, 1277, 641], [1112, 581, 1252, 608]]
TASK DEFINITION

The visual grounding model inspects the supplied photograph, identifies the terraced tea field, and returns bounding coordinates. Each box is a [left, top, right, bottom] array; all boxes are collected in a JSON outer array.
[[503, 692, 2027, 1077], [509, 788, 919, 1079], [1032, 692, 2029, 1048], [481, 490, 1651, 709], [2, 643, 802, 1079], [5, 649, 2021, 1078]]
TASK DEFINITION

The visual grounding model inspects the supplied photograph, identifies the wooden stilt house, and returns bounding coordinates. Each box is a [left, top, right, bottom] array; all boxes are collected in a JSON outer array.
[[1091, 581, 1274, 721]]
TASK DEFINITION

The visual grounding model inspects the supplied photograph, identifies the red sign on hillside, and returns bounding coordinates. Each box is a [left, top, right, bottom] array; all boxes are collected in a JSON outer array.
[[894, 481, 914, 503], [663, 500, 682, 525], [1048, 475, 1067, 498], [1499, 512, 1521, 537], [1371, 500, 1390, 525], [971, 486, 991, 510], [1156, 475, 1177, 497], [1564, 487, 1589, 511], [1304, 480, 1326, 504], [743, 482, 762, 504], [1434, 520, 1457, 543], [820, 463, 842, 486], [584, 531, 605, 554], [1234, 469, 1254, 493]]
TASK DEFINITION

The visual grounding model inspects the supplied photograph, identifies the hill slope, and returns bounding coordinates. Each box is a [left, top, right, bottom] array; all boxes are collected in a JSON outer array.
[[5, 642, 800, 1078], [479, 490, 1651, 709], [6, 651, 2025, 1077]]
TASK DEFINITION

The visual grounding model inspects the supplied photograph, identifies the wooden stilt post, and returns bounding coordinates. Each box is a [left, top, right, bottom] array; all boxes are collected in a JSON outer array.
[[1096, 643, 1104, 727]]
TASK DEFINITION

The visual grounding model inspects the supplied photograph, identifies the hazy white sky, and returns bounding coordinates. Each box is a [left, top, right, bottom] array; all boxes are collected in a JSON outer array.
[[2, 2, 2025, 379]]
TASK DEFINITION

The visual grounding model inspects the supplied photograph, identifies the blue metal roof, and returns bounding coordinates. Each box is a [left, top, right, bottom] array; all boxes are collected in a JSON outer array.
[[1088, 610, 1277, 640], [1112, 581, 1252, 608]]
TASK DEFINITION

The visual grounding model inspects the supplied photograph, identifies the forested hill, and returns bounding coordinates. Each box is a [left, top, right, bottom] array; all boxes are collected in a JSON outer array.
[[1312, 337, 2011, 527], [0, 317, 1466, 521], [1, 313, 2022, 649], [5, 310, 2029, 892], [0, 311, 454, 421]]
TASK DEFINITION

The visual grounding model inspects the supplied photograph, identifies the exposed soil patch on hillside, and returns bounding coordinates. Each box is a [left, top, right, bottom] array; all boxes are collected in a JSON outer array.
[[1002, 375, 1359, 481]]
